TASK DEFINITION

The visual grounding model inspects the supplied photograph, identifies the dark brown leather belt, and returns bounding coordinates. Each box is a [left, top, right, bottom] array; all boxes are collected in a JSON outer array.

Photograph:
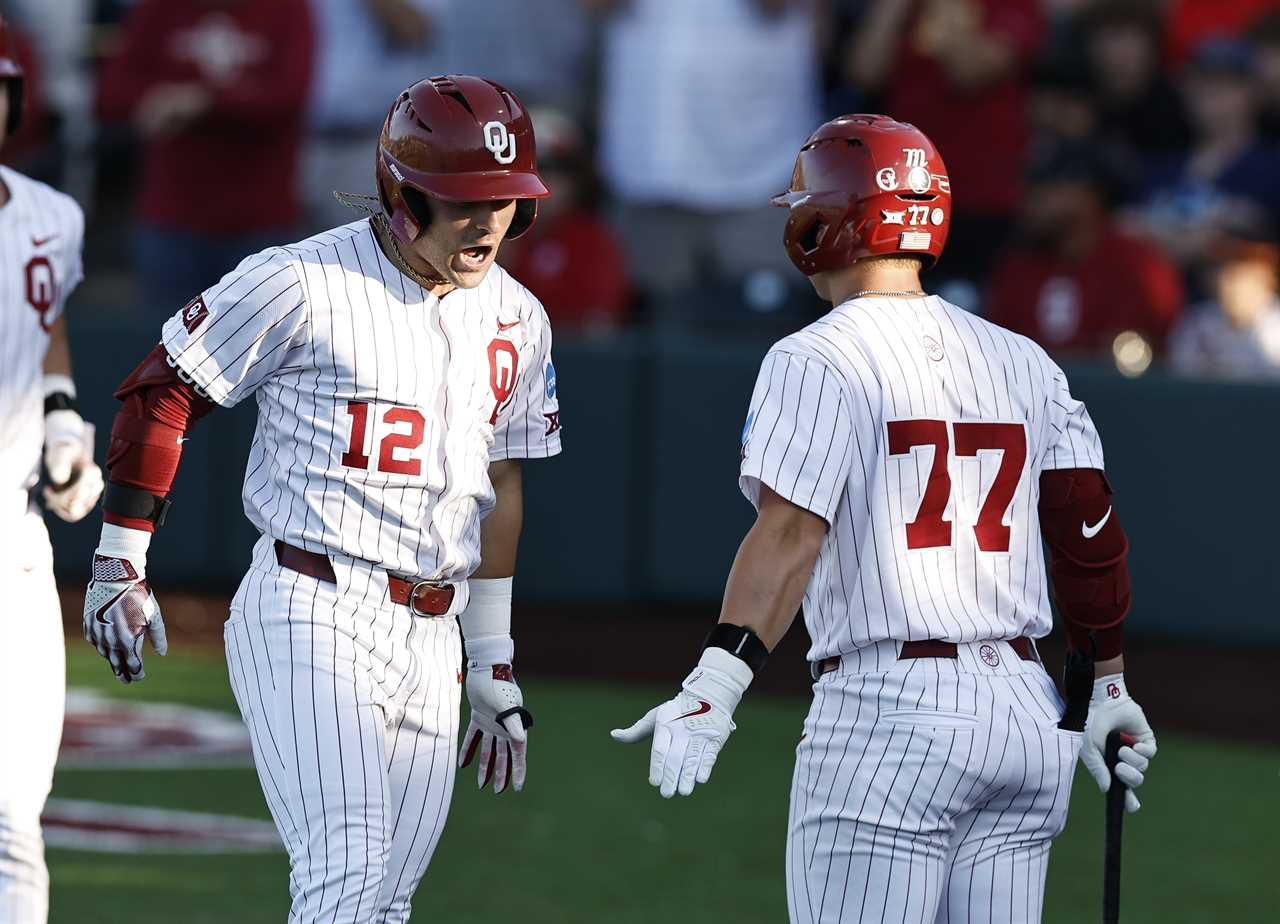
[[815, 637, 1037, 677], [273, 541, 456, 616]]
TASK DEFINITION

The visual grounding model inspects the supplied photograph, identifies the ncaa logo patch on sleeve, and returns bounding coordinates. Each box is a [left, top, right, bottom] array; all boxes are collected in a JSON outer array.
[[545, 361, 557, 399]]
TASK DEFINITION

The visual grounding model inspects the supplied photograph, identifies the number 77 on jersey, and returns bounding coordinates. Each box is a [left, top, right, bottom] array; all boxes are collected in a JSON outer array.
[[887, 418, 1028, 553]]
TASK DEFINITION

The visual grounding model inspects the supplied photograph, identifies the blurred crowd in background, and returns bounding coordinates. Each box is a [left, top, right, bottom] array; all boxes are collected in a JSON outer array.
[[3, 0, 1280, 381]]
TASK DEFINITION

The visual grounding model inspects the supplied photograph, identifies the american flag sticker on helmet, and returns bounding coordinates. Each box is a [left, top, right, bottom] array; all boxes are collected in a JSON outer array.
[[899, 231, 933, 251]]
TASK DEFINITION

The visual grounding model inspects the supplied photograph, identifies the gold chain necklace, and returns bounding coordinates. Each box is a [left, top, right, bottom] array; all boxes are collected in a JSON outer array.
[[848, 289, 927, 299]]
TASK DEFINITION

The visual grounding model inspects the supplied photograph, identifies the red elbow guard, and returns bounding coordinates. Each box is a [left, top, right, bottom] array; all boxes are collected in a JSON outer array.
[[1039, 469, 1130, 659], [104, 344, 217, 530]]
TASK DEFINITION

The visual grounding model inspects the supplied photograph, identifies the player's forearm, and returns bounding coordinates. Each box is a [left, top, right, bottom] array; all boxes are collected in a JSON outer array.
[[719, 492, 826, 650], [101, 345, 217, 531], [473, 460, 522, 578]]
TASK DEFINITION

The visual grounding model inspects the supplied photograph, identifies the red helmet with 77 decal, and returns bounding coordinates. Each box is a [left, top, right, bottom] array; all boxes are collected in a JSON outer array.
[[771, 115, 951, 276]]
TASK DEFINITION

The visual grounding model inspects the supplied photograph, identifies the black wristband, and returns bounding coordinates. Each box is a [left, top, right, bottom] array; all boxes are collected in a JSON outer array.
[[703, 623, 769, 675], [103, 481, 172, 527], [44, 392, 80, 415]]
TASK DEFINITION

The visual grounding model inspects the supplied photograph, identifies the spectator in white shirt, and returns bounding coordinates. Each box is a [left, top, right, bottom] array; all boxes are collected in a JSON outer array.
[[1170, 221, 1280, 379], [304, 0, 445, 229], [592, 0, 821, 300]]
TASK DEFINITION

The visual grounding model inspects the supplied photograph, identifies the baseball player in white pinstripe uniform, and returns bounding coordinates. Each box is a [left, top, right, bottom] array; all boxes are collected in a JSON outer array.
[[0, 19, 104, 921], [614, 116, 1158, 923], [82, 76, 561, 923]]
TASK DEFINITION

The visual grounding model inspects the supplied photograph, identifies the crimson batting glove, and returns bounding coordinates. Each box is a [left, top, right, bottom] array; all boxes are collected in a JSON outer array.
[[83, 524, 168, 683], [1080, 674, 1157, 813], [611, 647, 752, 798], [457, 578, 532, 794]]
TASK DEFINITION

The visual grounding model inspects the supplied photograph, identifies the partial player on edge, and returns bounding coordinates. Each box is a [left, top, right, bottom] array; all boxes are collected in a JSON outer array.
[[81, 75, 561, 923], [612, 115, 1158, 923], [0, 16, 105, 923]]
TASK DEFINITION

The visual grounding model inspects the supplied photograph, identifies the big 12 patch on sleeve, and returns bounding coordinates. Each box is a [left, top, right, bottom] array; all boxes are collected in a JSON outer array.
[[181, 295, 209, 333]]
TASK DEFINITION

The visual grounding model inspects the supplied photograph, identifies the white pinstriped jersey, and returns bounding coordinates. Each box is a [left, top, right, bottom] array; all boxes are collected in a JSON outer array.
[[161, 219, 561, 583], [739, 294, 1104, 661], [0, 166, 85, 506]]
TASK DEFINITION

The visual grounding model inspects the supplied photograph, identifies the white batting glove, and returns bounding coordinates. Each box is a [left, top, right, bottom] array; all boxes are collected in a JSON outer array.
[[43, 413, 104, 522], [1080, 674, 1157, 813], [611, 647, 752, 798], [83, 524, 168, 684], [459, 657, 532, 794], [456, 578, 531, 794]]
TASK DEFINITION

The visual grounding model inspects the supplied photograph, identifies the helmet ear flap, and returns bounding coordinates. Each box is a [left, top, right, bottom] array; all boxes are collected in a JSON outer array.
[[506, 199, 538, 239], [4, 78, 21, 134], [400, 186, 433, 237]]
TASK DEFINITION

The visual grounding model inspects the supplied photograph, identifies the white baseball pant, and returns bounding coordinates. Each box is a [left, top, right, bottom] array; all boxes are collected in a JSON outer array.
[[225, 536, 462, 924], [787, 639, 1082, 924], [0, 501, 65, 924]]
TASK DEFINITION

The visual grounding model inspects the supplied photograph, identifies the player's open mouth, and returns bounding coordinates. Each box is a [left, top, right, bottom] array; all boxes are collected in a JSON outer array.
[[457, 245, 493, 271]]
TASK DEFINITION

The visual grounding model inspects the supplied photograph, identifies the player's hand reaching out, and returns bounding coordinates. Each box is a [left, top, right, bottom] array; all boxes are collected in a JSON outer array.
[[83, 525, 167, 684], [1080, 674, 1157, 813], [459, 660, 532, 793], [611, 648, 752, 798]]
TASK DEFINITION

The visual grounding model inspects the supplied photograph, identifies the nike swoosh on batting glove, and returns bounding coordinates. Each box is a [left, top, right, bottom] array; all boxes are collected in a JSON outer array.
[[83, 526, 167, 684], [611, 647, 752, 798]]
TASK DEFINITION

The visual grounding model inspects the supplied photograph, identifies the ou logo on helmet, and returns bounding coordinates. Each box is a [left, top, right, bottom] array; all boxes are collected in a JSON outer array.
[[483, 120, 517, 165]]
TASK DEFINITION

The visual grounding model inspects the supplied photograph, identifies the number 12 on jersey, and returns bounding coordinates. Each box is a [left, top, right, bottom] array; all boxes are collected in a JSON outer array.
[[341, 401, 426, 476], [887, 419, 1027, 553]]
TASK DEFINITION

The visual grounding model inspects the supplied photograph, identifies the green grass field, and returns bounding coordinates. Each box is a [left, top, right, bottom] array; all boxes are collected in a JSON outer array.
[[49, 645, 1277, 923]]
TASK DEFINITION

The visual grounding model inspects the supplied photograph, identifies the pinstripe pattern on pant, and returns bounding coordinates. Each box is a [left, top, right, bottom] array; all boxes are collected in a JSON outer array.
[[786, 640, 1080, 924], [0, 511, 63, 924], [225, 536, 461, 924]]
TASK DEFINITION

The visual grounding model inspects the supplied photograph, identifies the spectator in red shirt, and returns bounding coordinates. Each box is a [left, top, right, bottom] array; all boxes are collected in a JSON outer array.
[[986, 143, 1184, 357], [843, 0, 1045, 282], [99, 0, 313, 315], [500, 108, 630, 334]]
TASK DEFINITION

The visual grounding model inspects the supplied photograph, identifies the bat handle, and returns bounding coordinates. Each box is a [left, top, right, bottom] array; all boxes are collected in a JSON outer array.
[[1102, 731, 1137, 924]]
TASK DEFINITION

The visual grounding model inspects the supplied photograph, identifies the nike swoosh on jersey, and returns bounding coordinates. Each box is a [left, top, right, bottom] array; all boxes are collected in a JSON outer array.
[[497, 319, 520, 331], [32, 235, 58, 246], [1081, 507, 1112, 539], [675, 700, 712, 720]]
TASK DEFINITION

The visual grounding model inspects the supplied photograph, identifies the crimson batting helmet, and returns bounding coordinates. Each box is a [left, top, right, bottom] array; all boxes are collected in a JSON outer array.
[[376, 75, 549, 246], [771, 115, 951, 275], [0, 16, 24, 135]]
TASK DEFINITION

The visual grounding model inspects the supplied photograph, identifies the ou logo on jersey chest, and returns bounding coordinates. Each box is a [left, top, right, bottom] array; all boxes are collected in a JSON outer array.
[[483, 121, 517, 165], [26, 256, 59, 331], [487, 338, 520, 424]]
